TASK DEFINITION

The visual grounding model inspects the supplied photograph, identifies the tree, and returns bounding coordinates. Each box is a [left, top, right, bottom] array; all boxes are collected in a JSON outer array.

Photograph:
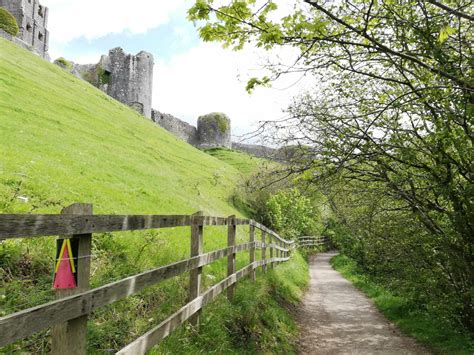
[[188, 0, 473, 329], [265, 188, 318, 239]]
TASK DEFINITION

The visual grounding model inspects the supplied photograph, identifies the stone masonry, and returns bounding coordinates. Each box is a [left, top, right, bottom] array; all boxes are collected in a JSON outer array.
[[102, 48, 154, 118], [0, 0, 49, 58], [0, 1, 281, 157], [152, 110, 199, 145], [60, 48, 154, 119], [197, 113, 232, 149]]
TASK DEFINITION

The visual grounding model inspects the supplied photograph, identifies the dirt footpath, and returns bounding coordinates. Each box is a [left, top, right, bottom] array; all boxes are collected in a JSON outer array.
[[297, 252, 429, 354]]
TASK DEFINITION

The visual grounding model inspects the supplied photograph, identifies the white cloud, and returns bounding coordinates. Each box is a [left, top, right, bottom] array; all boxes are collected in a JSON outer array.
[[41, 1, 314, 137], [41, 0, 187, 43], [154, 43, 309, 140]]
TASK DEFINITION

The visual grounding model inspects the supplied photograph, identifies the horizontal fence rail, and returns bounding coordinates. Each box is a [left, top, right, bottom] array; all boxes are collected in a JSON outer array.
[[297, 236, 330, 248], [0, 204, 295, 354]]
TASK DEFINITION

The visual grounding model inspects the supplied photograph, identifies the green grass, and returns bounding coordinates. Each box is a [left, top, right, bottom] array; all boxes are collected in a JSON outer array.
[[331, 255, 474, 354], [155, 252, 309, 354], [205, 148, 271, 175], [0, 38, 308, 353], [0, 38, 241, 217]]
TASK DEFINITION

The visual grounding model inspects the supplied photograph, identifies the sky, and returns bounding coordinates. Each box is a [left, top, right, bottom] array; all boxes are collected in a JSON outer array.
[[40, 0, 309, 140]]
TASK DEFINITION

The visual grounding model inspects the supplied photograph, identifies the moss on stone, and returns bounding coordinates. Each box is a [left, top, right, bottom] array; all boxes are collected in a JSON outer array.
[[97, 66, 111, 85], [54, 57, 73, 70], [199, 112, 230, 134], [0, 8, 19, 37]]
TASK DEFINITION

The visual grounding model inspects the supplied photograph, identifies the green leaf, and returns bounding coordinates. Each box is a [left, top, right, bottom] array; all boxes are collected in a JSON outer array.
[[438, 25, 456, 43]]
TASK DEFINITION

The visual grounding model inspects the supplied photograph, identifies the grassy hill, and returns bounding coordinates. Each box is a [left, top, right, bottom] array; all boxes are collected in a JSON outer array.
[[0, 38, 308, 353], [0, 39, 242, 216]]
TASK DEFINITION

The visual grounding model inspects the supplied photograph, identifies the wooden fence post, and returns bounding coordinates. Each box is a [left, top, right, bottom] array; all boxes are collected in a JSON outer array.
[[262, 231, 267, 273], [249, 224, 256, 282], [269, 234, 274, 269], [227, 215, 236, 300], [189, 211, 204, 326], [51, 203, 93, 355]]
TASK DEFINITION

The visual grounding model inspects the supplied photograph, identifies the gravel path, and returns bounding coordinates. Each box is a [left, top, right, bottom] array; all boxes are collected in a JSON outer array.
[[297, 252, 429, 354]]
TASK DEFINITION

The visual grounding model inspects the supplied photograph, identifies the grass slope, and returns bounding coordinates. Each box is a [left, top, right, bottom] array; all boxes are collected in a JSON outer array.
[[0, 39, 240, 216], [0, 38, 307, 353], [205, 148, 271, 175]]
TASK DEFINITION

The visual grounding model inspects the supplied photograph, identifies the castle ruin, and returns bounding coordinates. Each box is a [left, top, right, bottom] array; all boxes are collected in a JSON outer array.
[[66, 48, 269, 152], [63, 48, 155, 119], [0, 0, 279, 157], [0, 0, 49, 58]]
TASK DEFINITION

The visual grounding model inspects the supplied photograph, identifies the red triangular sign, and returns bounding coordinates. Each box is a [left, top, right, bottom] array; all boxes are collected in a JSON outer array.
[[53, 244, 77, 289]]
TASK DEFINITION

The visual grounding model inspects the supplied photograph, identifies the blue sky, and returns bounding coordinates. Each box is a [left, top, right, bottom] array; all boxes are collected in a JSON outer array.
[[50, 8, 199, 63], [40, 1, 305, 139]]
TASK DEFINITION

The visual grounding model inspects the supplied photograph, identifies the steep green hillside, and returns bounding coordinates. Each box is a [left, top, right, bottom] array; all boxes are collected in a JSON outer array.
[[0, 38, 241, 216], [205, 148, 270, 175], [0, 38, 307, 353]]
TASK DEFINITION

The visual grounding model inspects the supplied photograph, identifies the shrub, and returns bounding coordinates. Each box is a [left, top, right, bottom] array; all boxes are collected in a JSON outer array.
[[265, 188, 318, 239], [0, 8, 19, 37]]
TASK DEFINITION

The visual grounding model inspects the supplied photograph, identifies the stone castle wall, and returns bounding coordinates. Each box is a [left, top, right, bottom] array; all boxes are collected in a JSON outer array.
[[231, 142, 278, 159], [1, 1, 280, 159], [0, 0, 49, 57], [152, 110, 199, 145]]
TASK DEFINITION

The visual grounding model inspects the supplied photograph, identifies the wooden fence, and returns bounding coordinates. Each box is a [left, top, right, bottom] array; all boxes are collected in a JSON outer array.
[[297, 235, 330, 248], [0, 203, 295, 354]]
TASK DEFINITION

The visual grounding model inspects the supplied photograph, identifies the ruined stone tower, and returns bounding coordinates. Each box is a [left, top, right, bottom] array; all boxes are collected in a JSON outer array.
[[69, 48, 154, 118], [197, 113, 232, 149], [100, 48, 154, 118], [0, 0, 49, 57]]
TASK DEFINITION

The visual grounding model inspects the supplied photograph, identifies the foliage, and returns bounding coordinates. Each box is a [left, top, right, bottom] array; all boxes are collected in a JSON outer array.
[[97, 66, 111, 86], [0, 8, 18, 36], [265, 188, 318, 239], [187, 0, 474, 332], [332, 255, 474, 354]]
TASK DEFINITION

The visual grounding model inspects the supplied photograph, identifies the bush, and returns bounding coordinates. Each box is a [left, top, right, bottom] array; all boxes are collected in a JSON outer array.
[[265, 188, 319, 239], [0, 8, 19, 37]]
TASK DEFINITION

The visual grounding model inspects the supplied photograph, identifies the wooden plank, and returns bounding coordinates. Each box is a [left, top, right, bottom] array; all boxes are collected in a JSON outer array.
[[234, 218, 250, 225], [255, 242, 288, 253], [227, 215, 236, 301], [0, 214, 193, 239], [189, 212, 203, 326], [249, 225, 256, 282], [0, 242, 253, 346], [117, 257, 289, 355], [269, 233, 274, 270], [277, 239, 281, 264], [117, 263, 256, 355], [261, 231, 267, 273], [250, 220, 294, 246], [0, 214, 289, 241], [52, 203, 92, 355]]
